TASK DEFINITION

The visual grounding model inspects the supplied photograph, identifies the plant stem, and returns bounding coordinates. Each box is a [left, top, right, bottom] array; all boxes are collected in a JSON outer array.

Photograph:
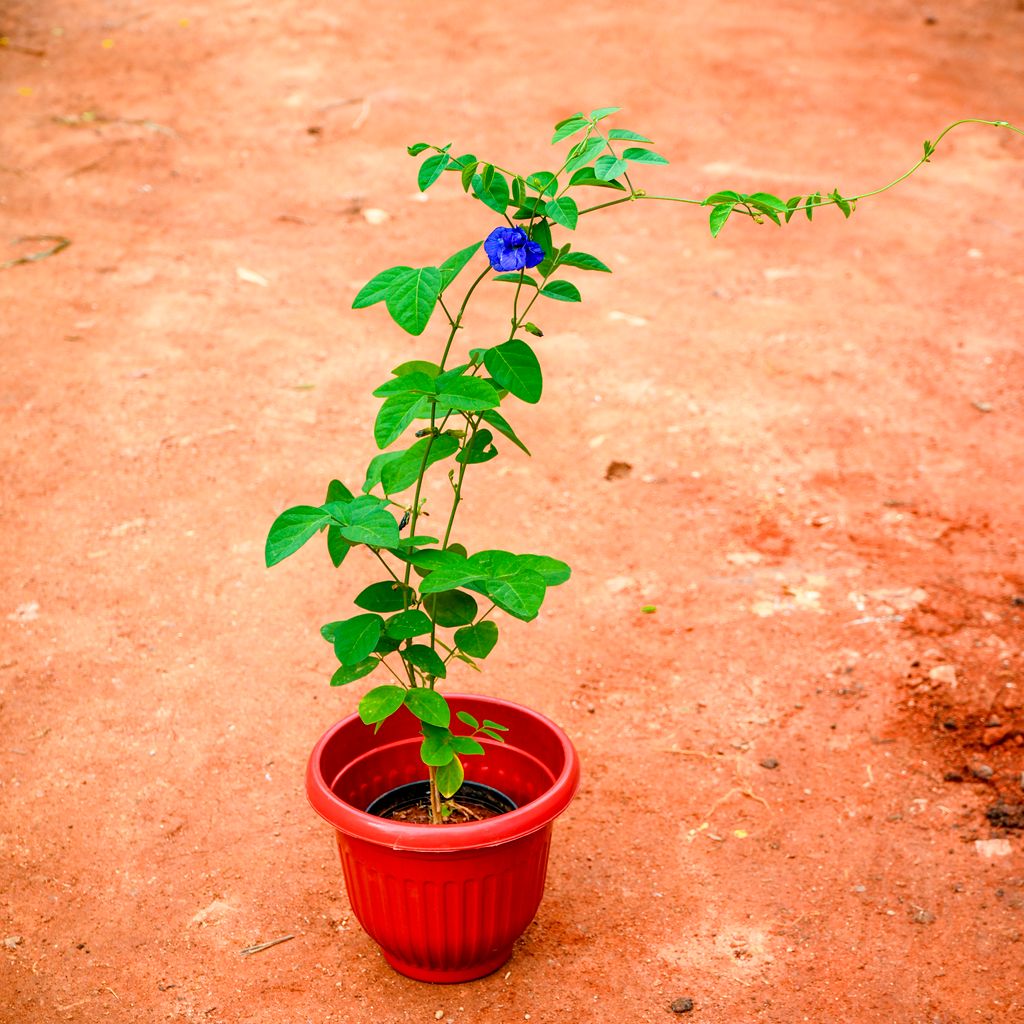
[[428, 765, 444, 824]]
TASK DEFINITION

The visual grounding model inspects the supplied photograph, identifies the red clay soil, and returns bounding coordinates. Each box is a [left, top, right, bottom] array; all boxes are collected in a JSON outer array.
[[3, 1, 1024, 1021]]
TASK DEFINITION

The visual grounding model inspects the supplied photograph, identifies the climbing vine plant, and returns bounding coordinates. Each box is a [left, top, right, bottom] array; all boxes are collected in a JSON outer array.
[[267, 109, 1021, 823]]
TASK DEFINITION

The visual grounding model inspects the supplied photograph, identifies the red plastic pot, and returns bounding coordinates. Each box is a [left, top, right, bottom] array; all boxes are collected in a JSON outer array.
[[305, 693, 580, 982]]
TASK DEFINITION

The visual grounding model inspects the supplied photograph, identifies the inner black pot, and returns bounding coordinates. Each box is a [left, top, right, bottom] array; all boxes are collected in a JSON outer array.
[[365, 780, 518, 820]]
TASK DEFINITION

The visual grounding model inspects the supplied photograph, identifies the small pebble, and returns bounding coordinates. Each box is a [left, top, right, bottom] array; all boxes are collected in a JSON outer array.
[[4, 936, 23, 949], [759, 757, 779, 770], [670, 997, 694, 1014], [971, 764, 994, 780]]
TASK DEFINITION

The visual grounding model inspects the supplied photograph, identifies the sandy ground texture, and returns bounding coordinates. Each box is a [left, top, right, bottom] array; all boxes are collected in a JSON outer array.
[[2, 1, 1024, 1021]]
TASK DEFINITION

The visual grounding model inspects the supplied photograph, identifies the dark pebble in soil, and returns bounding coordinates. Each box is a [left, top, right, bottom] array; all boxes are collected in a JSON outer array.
[[971, 765, 995, 780], [944, 771, 964, 783], [670, 997, 695, 1014], [760, 758, 779, 770], [986, 803, 1024, 830]]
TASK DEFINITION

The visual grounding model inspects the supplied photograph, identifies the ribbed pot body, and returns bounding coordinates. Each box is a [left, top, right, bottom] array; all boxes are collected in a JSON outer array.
[[305, 694, 580, 983]]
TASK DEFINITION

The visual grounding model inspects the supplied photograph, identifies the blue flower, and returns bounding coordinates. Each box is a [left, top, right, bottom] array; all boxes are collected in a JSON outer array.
[[484, 226, 545, 272]]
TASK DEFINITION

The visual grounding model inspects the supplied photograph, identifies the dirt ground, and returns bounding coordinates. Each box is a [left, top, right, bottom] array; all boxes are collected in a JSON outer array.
[[3, 0, 1024, 1021]]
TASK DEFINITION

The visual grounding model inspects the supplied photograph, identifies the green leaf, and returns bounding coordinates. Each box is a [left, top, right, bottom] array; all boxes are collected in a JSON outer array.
[[607, 128, 652, 143], [447, 152, 476, 172], [530, 219, 553, 262], [435, 755, 464, 797], [485, 568, 547, 621], [419, 563, 484, 595], [434, 376, 501, 413], [923, 139, 935, 159], [440, 241, 482, 290], [420, 723, 456, 766], [492, 272, 539, 287], [265, 506, 331, 567], [565, 137, 604, 173], [372, 371, 436, 397], [805, 192, 822, 221], [471, 170, 510, 214], [374, 392, 432, 449], [594, 155, 628, 181], [784, 196, 803, 223], [482, 719, 508, 732], [404, 687, 450, 727], [332, 613, 384, 666], [380, 435, 459, 495], [384, 609, 433, 639], [480, 408, 531, 455], [450, 735, 485, 756], [709, 203, 734, 238], [460, 158, 479, 192], [384, 267, 442, 337], [355, 580, 414, 612], [402, 644, 447, 679], [749, 192, 788, 214], [418, 152, 449, 192], [456, 428, 498, 465], [423, 589, 478, 627], [407, 142, 430, 156], [337, 502, 400, 548], [352, 266, 410, 309], [376, 633, 401, 656], [622, 147, 669, 165], [545, 196, 579, 231], [358, 684, 406, 725], [703, 190, 745, 206], [456, 710, 480, 729], [830, 189, 852, 218], [516, 553, 571, 586], [326, 525, 351, 567], [568, 168, 627, 191], [484, 340, 543, 404], [558, 251, 611, 273], [551, 116, 588, 144], [326, 479, 354, 504], [526, 171, 559, 197], [391, 359, 440, 379], [403, 547, 467, 572], [361, 451, 402, 493], [589, 105, 620, 121], [539, 279, 582, 303], [454, 620, 498, 659], [330, 659, 378, 686]]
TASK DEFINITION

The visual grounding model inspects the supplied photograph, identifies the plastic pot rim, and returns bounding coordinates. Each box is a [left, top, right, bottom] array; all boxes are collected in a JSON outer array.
[[305, 693, 580, 853]]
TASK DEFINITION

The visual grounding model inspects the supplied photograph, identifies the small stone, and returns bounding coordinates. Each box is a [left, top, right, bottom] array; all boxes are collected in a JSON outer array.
[[943, 771, 964, 783], [670, 997, 695, 1014], [983, 725, 1014, 748], [911, 907, 936, 924], [4, 936, 23, 949], [971, 764, 995, 780], [928, 665, 957, 687], [975, 838, 1013, 858], [760, 757, 780, 770], [985, 803, 1024, 830]]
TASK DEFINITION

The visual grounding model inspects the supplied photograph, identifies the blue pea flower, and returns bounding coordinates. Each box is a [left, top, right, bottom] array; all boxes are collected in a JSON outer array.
[[484, 226, 545, 272]]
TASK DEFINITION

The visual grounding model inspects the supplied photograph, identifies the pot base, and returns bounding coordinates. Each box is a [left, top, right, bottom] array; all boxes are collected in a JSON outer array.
[[380, 944, 513, 984]]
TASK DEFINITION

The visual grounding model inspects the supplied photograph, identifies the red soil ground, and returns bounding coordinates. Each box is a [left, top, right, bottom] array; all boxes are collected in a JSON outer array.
[[2, 1, 1024, 1021]]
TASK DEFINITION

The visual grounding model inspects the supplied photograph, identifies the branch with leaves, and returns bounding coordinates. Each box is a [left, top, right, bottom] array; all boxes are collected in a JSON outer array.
[[267, 108, 1021, 822]]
